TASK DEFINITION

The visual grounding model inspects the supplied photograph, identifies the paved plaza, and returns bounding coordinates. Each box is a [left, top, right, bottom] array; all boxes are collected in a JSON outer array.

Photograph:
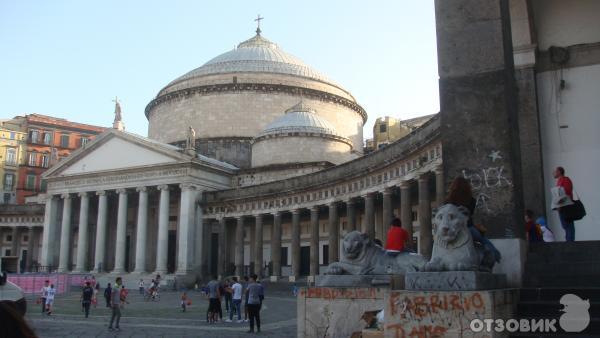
[[25, 289, 297, 338]]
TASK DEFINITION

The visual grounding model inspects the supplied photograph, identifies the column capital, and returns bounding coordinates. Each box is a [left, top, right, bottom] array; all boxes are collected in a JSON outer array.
[[78, 192, 88, 198], [271, 211, 282, 217], [418, 173, 430, 182], [236, 215, 245, 221], [116, 188, 128, 195], [136, 186, 148, 193], [383, 187, 394, 195], [61, 193, 71, 199], [400, 180, 412, 189], [310, 205, 320, 212], [291, 209, 301, 215], [96, 190, 106, 196], [362, 192, 375, 199], [254, 213, 263, 219], [434, 165, 443, 175], [345, 198, 355, 205], [328, 201, 338, 208], [157, 184, 170, 191], [179, 183, 196, 191]]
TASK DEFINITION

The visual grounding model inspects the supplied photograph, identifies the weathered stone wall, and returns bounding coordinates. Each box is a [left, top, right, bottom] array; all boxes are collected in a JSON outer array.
[[385, 289, 518, 338], [148, 91, 364, 154], [436, 0, 525, 238], [297, 287, 387, 338], [171, 138, 252, 169], [252, 136, 355, 167]]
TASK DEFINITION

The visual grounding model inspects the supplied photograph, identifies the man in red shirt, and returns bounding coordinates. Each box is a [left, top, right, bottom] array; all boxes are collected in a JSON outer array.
[[385, 218, 409, 255], [554, 166, 575, 241]]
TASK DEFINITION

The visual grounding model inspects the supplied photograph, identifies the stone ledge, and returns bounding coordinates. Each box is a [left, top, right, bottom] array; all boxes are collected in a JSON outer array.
[[316, 275, 404, 289], [405, 271, 506, 291]]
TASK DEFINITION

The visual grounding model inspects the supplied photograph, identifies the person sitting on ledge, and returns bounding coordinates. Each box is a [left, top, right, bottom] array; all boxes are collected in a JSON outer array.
[[385, 218, 409, 256]]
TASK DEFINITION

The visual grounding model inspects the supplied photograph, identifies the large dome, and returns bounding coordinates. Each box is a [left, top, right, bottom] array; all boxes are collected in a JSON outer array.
[[258, 102, 346, 140], [166, 33, 339, 89]]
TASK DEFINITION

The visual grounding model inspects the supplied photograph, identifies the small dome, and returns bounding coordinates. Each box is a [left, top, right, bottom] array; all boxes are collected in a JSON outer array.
[[258, 103, 344, 139], [167, 33, 338, 88]]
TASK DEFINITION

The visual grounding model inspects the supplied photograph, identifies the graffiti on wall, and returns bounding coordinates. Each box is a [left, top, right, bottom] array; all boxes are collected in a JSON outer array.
[[386, 291, 488, 338], [461, 151, 513, 214]]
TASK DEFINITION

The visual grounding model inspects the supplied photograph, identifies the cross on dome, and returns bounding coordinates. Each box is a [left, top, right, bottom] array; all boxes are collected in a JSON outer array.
[[255, 14, 264, 35]]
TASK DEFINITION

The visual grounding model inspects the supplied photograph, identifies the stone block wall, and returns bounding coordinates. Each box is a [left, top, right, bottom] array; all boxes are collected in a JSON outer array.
[[252, 136, 355, 167]]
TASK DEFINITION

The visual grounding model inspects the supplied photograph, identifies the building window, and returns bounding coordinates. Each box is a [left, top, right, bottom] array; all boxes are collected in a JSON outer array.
[[6, 234, 12, 242], [5, 148, 16, 165], [379, 124, 387, 133], [23, 235, 29, 243], [4, 249, 11, 256], [28, 152, 37, 166], [3, 193, 10, 204], [43, 132, 52, 145], [60, 134, 70, 148], [40, 179, 47, 192], [80, 137, 90, 147], [4, 173, 14, 190], [29, 129, 39, 143], [41, 154, 49, 168], [25, 175, 36, 190], [9, 132, 15, 140]]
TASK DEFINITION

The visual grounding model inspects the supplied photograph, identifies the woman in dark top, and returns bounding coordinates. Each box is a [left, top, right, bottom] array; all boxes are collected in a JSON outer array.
[[445, 177, 501, 262]]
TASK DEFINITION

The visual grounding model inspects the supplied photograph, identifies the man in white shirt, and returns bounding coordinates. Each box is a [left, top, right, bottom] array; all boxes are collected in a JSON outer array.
[[40, 280, 50, 314], [45, 284, 56, 316], [226, 277, 243, 322]]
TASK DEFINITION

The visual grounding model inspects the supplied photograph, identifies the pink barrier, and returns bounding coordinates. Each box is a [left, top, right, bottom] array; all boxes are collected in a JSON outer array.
[[8, 273, 90, 295]]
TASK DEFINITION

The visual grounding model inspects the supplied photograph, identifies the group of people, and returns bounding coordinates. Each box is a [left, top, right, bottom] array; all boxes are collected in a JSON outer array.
[[204, 274, 265, 333]]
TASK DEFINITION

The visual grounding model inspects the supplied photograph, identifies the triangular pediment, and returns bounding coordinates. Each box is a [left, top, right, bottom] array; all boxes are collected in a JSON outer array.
[[45, 130, 190, 177]]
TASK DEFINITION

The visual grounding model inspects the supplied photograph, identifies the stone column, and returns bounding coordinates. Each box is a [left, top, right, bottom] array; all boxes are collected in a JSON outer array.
[[382, 188, 393, 244], [254, 214, 263, 278], [155, 185, 170, 275], [327, 202, 339, 264], [363, 193, 375, 239], [290, 209, 301, 280], [41, 195, 58, 268], [217, 217, 226, 278], [74, 192, 90, 272], [435, 166, 445, 207], [26, 227, 35, 271], [235, 216, 244, 276], [93, 191, 108, 272], [346, 199, 356, 232], [113, 189, 128, 273], [176, 183, 196, 275], [57, 193, 72, 273], [400, 182, 413, 250], [418, 174, 433, 258], [271, 212, 282, 279], [133, 187, 149, 273], [436, 0, 524, 238], [309, 206, 319, 277]]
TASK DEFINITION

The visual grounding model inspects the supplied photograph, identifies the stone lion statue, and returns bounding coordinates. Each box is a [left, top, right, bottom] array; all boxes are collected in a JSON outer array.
[[326, 231, 427, 275], [423, 203, 500, 272]]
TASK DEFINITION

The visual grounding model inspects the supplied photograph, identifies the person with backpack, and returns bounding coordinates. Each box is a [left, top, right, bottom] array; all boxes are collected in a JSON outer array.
[[81, 281, 94, 318]]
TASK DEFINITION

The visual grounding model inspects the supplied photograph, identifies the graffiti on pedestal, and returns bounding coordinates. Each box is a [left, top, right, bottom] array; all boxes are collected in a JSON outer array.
[[461, 151, 513, 214]]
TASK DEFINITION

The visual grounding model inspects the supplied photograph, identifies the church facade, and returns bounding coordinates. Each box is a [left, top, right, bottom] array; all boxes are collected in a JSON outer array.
[[39, 29, 444, 283]]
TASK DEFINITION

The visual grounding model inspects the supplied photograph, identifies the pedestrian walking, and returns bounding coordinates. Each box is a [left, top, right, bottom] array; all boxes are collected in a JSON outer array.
[[81, 281, 94, 318], [181, 292, 190, 312], [92, 283, 99, 308], [551, 166, 576, 241], [39, 280, 49, 314], [45, 284, 56, 316], [138, 279, 145, 295], [226, 276, 243, 322], [245, 274, 262, 333], [223, 279, 232, 315], [104, 283, 112, 308], [206, 276, 221, 323], [243, 275, 249, 322], [108, 277, 123, 331]]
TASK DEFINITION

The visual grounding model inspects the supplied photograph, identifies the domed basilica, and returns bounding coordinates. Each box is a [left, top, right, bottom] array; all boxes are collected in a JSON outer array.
[[40, 26, 442, 285]]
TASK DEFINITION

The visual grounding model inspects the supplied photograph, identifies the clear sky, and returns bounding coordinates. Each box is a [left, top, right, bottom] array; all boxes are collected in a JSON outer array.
[[0, 0, 439, 139]]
